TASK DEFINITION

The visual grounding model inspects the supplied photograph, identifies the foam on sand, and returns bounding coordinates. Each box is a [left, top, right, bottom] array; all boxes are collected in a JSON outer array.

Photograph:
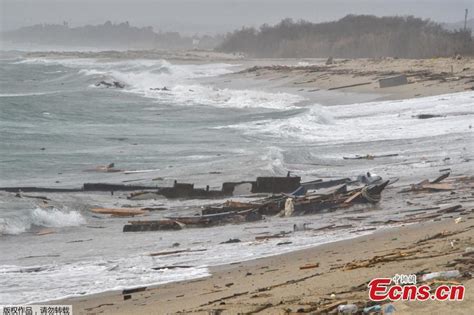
[[222, 92, 474, 143]]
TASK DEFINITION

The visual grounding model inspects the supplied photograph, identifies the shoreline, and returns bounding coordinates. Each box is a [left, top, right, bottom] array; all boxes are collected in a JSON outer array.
[[2, 53, 473, 313], [210, 57, 474, 105], [54, 217, 474, 314], [49, 56, 473, 314]]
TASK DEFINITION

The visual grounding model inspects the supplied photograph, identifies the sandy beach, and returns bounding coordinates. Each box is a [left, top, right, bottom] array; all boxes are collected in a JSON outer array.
[[2, 3, 474, 314], [213, 56, 474, 104], [30, 55, 473, 314], [55, 213, 474, 314]]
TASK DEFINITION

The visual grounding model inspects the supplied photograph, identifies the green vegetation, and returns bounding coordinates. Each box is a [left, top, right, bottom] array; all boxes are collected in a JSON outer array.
[[218, 15, 473, 58]]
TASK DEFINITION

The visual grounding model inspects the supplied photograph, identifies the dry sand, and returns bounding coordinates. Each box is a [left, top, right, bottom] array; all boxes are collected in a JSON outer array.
[[216, 57, 474, 104]]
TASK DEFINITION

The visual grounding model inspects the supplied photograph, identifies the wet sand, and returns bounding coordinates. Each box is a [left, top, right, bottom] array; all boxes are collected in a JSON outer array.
[[56, 214, 474, 314]]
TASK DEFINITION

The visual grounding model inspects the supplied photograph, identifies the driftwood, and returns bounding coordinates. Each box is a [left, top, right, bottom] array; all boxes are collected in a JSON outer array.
[[124, 208, 263, 232], [36, 228, 55, 236], [84, 183, 156, 191], [328, 81, 371, 90], [90, 207, 148, 216], [415, 114, 444, 119], [122, 287, 146, 295], [0, 183, 155, 193], [0, 187, 82, 193], [149, 249, 206, 257], [401, 173, 453, 192], [292, 181, 389, 215], [437, 205, 463, 214], [301, 178, 350, 190], [299, 263, 319, 270], [255, 234, 287, 241], [343, 153, 398, 160], [152, 265, 192, 270], [124, 220, 183, 232]]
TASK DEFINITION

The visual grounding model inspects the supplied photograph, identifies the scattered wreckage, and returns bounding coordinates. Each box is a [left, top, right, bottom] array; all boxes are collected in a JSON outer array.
[[122, 175, 390, 232], [95, 80, 125, 88]]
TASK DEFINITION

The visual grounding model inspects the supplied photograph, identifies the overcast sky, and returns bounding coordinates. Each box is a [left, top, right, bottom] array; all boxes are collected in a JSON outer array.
[[1, 0, 473, 34]]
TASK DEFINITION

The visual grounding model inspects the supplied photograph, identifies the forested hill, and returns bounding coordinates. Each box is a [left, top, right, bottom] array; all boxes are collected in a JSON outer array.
[[217, 15, 473, 58], [2, 21, 221, 50]]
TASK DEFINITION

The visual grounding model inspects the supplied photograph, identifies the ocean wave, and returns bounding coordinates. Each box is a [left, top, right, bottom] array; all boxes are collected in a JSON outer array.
[[80, 61, 303, 109], [0, 220, 373, 304], [141, 84, 305, 109], [0, 256, 210, 304], [0, 91, 60, 97], [14, 57, 303, 110], [222, 92, 474, 143], [0, 207, 85, 235], [260, 146, 288, 175]]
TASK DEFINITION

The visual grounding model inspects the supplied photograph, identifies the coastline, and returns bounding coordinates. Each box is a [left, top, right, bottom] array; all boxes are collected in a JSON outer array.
[[47, 55, 474, 314], [54, 217, 474, 314], [206, 56, 474, 105], [3, 52, 472, 313]]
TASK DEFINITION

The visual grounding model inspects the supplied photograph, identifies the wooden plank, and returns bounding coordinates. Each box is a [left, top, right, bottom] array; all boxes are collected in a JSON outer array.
[[149, 249, 206, 257], [90, 207, 147, 216], [299, 263, 319, 270], [328, 82, 371, 90], [344, 191, 362, 203], [421, 183, 453, 191]]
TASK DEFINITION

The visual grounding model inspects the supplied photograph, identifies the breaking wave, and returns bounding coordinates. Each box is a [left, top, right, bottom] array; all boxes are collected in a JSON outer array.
[[0, 91, 60, 97], [222, 92, 474, 143], [18, 57, 305, 110], [0, 207, 85, 235]]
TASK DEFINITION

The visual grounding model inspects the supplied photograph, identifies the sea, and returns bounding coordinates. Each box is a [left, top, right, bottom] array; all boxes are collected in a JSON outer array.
[[0, 51, 473, 304]]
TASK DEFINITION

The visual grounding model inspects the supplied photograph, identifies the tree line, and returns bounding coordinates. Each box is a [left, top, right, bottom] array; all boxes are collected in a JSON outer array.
[[2, 21, 222, 50], [217, 15, 473, 58]]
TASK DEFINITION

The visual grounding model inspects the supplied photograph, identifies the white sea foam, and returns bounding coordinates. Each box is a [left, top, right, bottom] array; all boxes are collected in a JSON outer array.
[[260, 146, 288, 175], [222, 92, 474, 143], [0, 207, 85, 235], [0, 221, 374, 304], [18, 57, 305, 109], [0, 257, 210, 304], [0, 91, 60, 97], [143, 84, 304, 109]]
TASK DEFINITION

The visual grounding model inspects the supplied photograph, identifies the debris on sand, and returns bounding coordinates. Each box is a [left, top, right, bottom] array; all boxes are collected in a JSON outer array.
[[123, 220, 183, 232], [414, 114, 444, 119], [401, 172, 453, 192], [95, 81, 125, 89], [122, 175, 390, 232], [36, 228, 56, 236], [379, 74, 408, 88], [149, 86, 170, 91], [299, 263, 319, 270], [220, 238, 241, 244], [149, 248, 206, 257], [90, 207, 148, 217], [343, 153, 398, 160]]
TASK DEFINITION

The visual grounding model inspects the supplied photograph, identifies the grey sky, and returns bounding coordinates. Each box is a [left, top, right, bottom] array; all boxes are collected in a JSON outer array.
[[1, 0, 472, 34]]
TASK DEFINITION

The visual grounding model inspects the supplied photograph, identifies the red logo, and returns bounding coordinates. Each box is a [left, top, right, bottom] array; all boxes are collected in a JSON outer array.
[[368, 277, 464, 301]]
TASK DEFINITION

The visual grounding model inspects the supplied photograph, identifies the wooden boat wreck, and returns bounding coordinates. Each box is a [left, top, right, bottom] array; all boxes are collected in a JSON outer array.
[[289, 181, 389, 215], [123, 208, 263, 232], [122, 180, 390, 232]]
